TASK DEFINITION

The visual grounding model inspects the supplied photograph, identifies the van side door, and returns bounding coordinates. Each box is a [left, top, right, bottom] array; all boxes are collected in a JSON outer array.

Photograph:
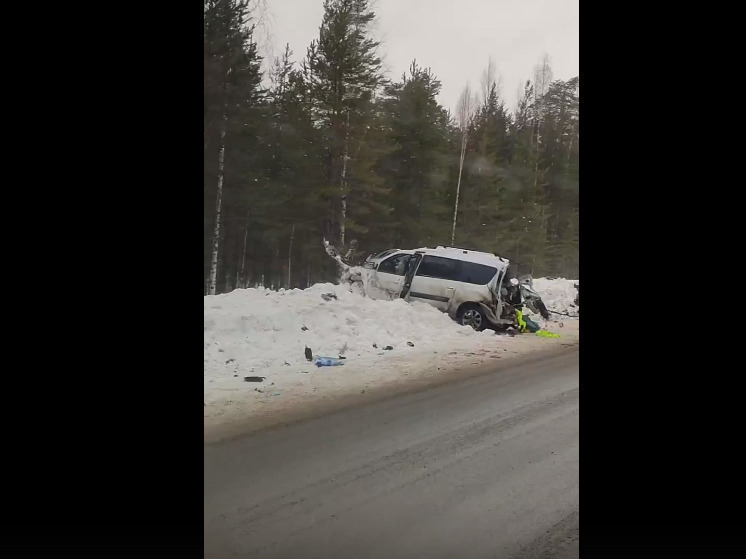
[[399, 251, 424, 299], [406, 255, 459, 312], [372, 252, 412, 300]]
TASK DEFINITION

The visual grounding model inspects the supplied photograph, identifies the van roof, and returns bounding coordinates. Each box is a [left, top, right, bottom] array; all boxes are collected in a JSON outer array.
[[414, 246, 510, 269], [369, 246, 510, 271]]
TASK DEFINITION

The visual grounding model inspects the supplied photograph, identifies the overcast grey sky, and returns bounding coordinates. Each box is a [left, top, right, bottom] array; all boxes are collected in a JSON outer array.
[[261, 0, 578, 113]]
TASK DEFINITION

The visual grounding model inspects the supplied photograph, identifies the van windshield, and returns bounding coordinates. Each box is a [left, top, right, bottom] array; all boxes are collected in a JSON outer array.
[[373, 249, 398, 259]]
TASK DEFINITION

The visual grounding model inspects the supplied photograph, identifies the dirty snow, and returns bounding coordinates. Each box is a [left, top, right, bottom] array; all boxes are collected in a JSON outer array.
[[204, 278, 579, 438], [531, 278, 579, 318]]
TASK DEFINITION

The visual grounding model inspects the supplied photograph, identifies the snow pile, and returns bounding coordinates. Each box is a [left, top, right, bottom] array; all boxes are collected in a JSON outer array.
[[530, 278, 579, 318], [204, 278, 579, 378], [204, 277, 578, 435], [204, 282, 489, 379]]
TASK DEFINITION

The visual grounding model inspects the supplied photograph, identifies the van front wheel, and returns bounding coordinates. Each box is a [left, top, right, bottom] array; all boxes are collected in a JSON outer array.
[[458, 304, 486, 331]]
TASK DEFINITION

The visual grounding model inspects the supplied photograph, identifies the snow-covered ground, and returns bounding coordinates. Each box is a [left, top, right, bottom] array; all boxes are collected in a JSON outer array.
[[204, 278, 579, 439], [531, 278, 579, 317]]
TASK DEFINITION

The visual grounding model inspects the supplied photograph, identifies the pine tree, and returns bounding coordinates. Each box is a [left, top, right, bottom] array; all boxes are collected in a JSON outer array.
[[456, 71, 512, 252], [304, 0, 386, 247], [260, 45, 328, 288], [204, 0, 264, 293], [378, 61, 453, 248], [536, 76, 579, 276]]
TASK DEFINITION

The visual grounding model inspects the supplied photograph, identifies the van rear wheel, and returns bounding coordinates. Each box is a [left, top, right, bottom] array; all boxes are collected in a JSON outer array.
[[458, 304, 486, 331]]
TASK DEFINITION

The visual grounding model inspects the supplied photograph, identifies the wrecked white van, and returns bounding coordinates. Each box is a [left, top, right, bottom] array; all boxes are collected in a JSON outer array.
[[362, 246, 516, 331]]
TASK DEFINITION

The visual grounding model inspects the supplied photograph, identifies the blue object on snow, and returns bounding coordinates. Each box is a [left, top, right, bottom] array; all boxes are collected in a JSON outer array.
[[315, 356, 344, 367]]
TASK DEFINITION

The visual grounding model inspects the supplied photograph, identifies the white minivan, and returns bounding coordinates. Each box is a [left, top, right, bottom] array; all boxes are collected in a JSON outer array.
[[362, 246, 515, 331]]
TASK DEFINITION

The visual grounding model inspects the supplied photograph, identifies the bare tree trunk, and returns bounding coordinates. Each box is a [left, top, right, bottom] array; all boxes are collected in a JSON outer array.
[[534, 204, 548, 273], [564, 121, 576, 181], [287, 223, 295, 287], [208, 110, 227, 296], [275, 246, 281, 289], [238, 215, 250, 288], [532, 54, 553, 192], [451, 140, 467, 245], [480, 56, 496, 106], [532, 97, 542, 192], [340, 109, 350, 246], [533, 131, 541, 190], [451, 84, 476, 245]]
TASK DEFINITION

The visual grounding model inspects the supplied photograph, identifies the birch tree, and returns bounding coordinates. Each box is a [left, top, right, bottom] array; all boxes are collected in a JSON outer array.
[[531, 54, 553, 189], [480, 56, 499, 107], [451, 83, 477, 245], [204, 0, 263, 294], [205, 0, 242, 295], [208, 111, 227, 296]]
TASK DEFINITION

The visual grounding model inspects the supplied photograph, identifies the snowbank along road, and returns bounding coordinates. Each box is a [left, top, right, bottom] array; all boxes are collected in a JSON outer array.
[[204, 278, 579, 439], [204, 348, 579, 559]]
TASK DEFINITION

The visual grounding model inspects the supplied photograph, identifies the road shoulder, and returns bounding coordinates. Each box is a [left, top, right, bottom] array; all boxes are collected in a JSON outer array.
[[205, 322, 579, 445]]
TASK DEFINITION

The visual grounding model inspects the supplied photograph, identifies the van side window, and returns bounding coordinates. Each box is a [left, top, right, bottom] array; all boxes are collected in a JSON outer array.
[[378, 253, 411, 276], [415, 255, 459, 281], [458, 262, 498, 285]]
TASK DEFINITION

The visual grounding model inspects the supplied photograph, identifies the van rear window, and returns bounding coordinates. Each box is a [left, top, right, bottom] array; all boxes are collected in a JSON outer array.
[[459, 261, 498, 285]]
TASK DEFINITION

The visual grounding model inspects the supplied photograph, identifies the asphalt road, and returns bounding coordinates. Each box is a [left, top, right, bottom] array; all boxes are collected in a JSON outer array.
[[204, 348, 579, 559]]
